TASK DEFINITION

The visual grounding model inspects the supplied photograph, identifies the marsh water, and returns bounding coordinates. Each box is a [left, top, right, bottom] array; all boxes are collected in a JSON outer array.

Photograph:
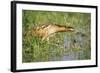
[[49, 31, 87, 61]]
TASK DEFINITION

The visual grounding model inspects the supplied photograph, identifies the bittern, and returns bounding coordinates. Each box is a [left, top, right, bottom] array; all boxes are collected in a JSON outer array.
[[31, 24, 75, 41]]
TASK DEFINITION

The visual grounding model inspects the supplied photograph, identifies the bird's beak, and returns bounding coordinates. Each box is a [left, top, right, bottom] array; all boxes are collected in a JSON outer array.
[[68, 28, 75, 32], [70, 28, 75, 31]]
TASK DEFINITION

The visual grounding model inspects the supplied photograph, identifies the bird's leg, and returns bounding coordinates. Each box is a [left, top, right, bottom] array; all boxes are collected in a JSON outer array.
[[42, 35, 49, 41], [46, 37, 50, 41], [42, 37, 46, 41]]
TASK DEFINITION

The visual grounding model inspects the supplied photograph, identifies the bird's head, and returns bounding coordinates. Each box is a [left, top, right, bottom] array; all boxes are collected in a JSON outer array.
[[66, 26, 75, 32]]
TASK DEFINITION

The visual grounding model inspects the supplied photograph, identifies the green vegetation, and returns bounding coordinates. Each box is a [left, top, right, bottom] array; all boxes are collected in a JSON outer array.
[[22, 10, 91, 63]]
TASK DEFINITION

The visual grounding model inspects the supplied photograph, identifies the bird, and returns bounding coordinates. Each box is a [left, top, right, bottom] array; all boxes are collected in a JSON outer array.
[[31, 24, 75, 41]]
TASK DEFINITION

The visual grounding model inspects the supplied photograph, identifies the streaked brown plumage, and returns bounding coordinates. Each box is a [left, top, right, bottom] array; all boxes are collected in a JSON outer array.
[[32, 24, 75, 41]]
